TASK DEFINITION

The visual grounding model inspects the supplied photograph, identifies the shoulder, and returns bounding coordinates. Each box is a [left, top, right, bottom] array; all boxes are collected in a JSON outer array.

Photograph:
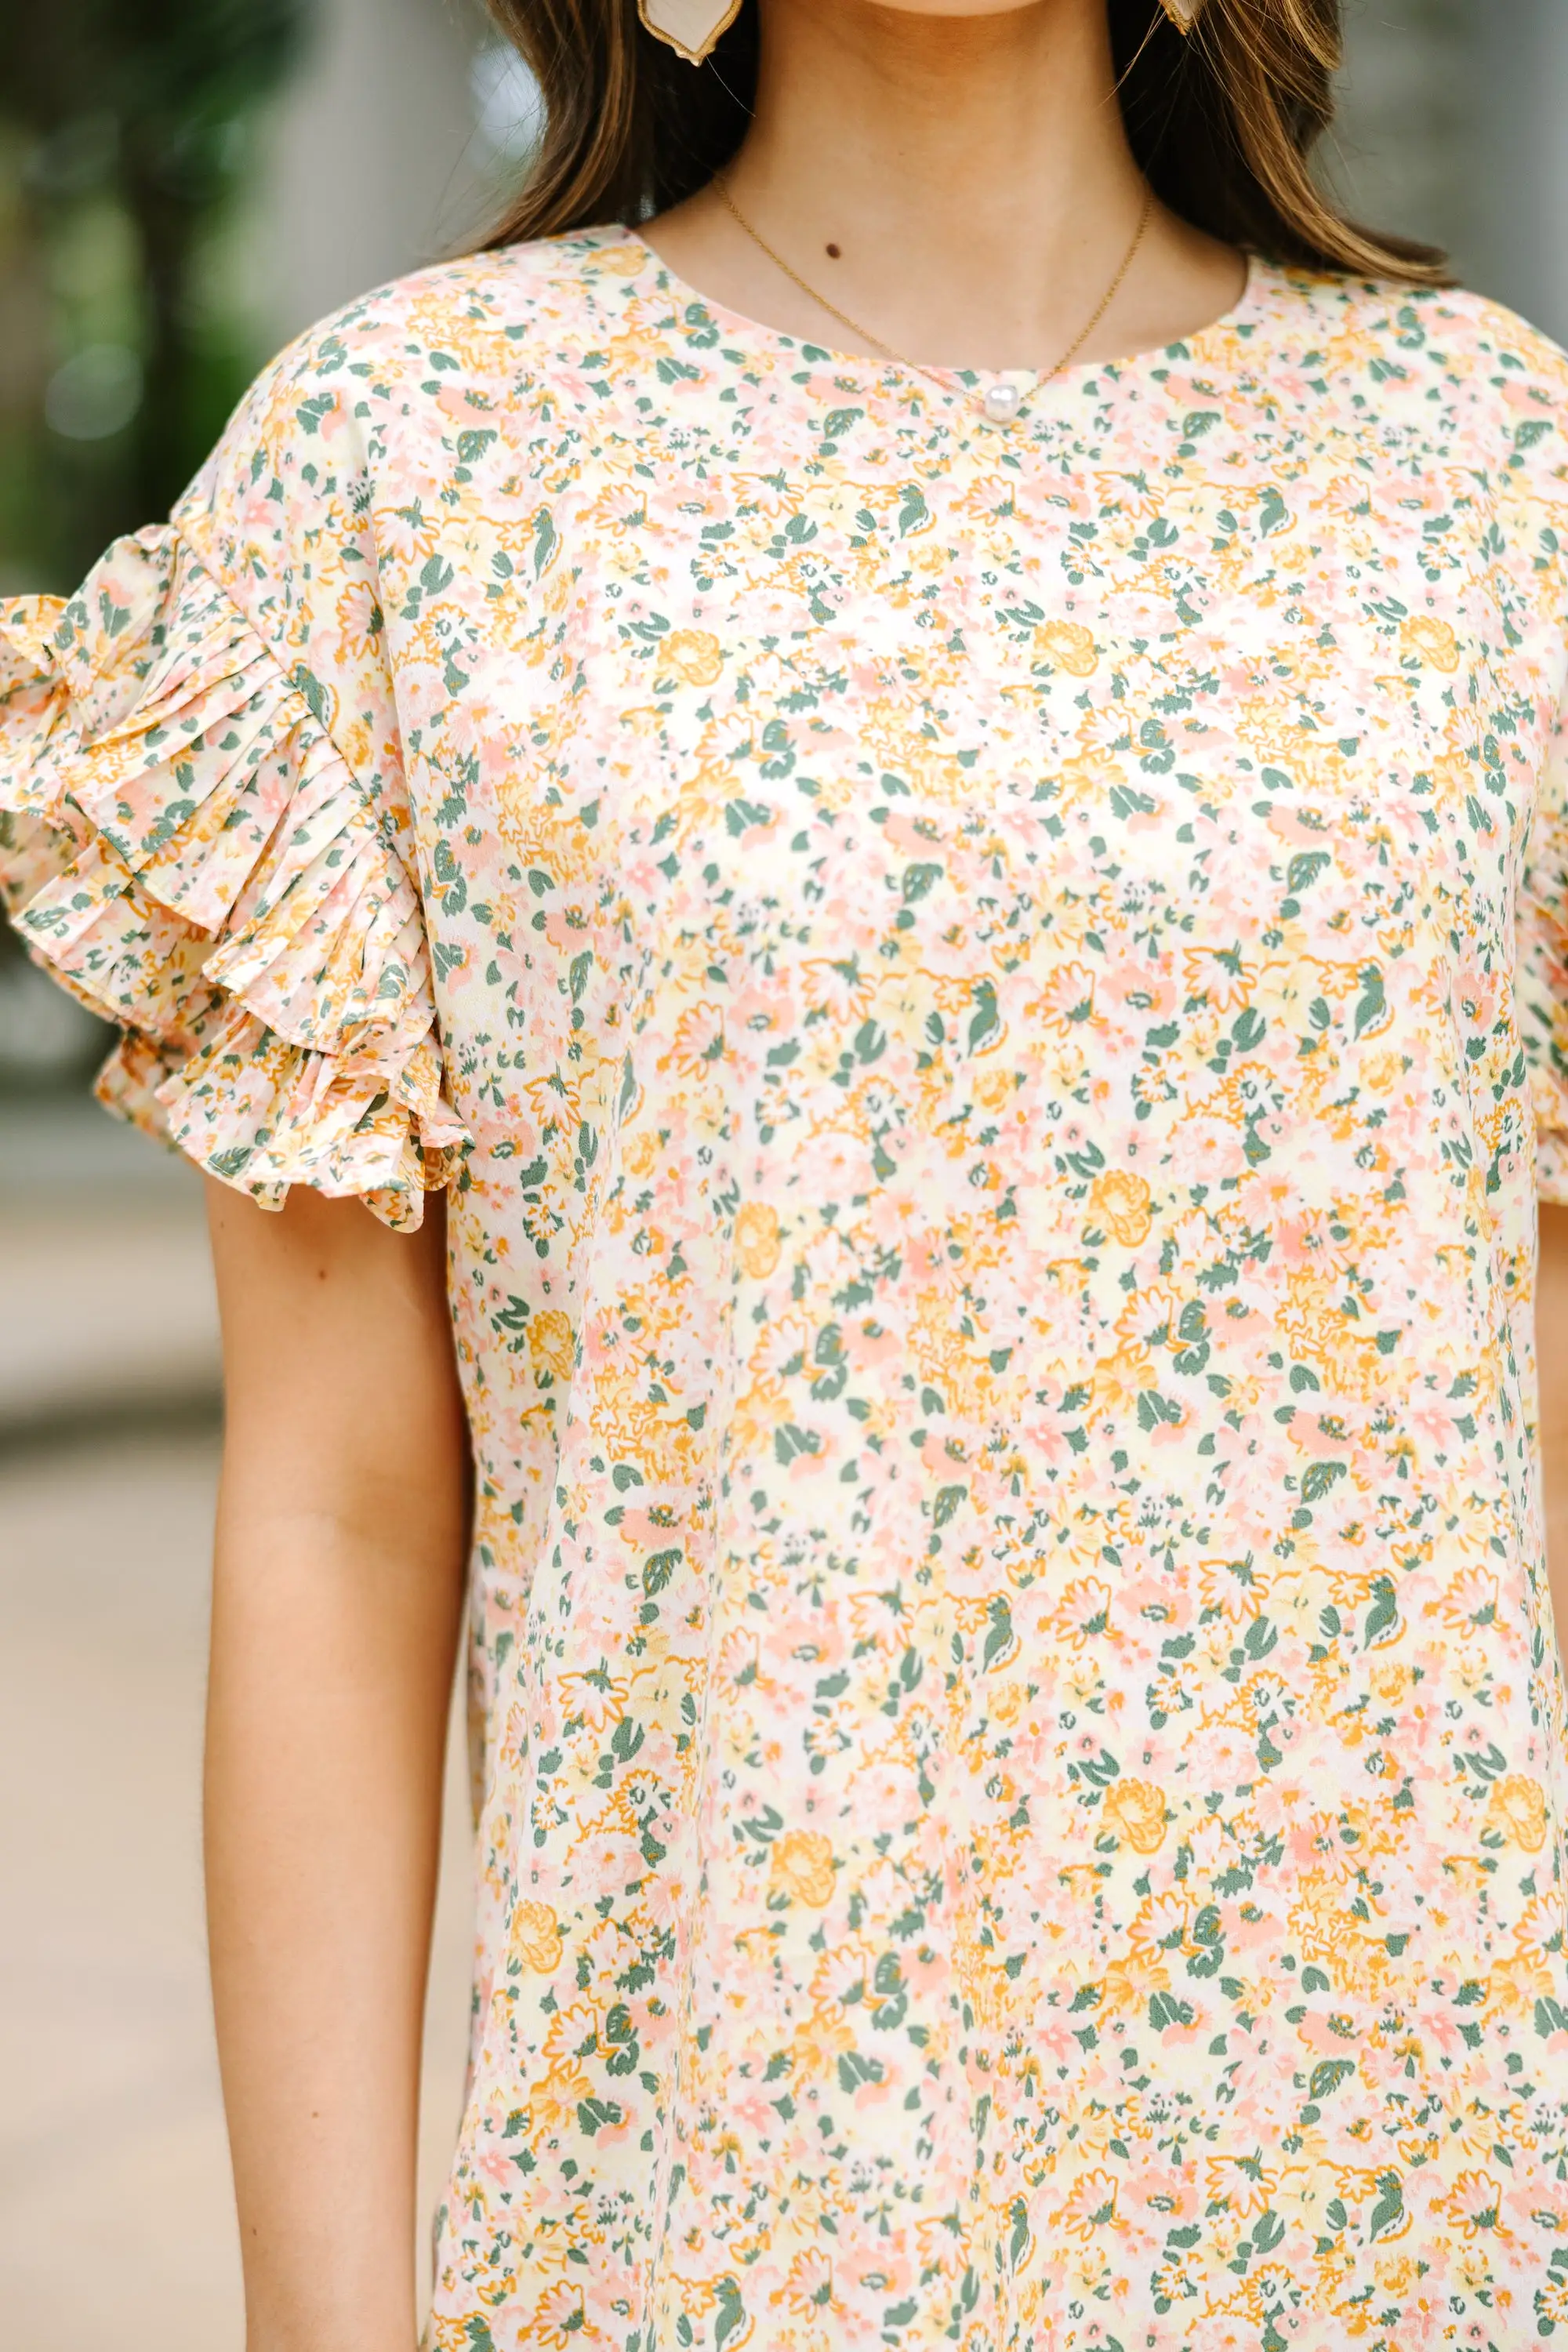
[[172, 230, 647, 655], [1242, 264, 1568, 477], [203, 227, 652, 432], [1247, 263, 1568, 386]]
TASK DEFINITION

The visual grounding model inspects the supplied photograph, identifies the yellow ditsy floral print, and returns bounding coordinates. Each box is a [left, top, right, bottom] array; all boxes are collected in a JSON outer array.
[[5, 228, 1568, 2351]]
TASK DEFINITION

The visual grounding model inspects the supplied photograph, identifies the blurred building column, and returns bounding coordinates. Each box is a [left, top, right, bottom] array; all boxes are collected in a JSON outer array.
[[1469, 0, 1568, 342], [1334, 0, 1472, 270], [238, 0, 492, 354], [1336, 0, 1567, 345]]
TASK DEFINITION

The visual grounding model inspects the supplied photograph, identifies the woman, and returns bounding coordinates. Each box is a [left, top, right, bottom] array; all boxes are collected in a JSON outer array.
[[5, 0, 1568, 2343]]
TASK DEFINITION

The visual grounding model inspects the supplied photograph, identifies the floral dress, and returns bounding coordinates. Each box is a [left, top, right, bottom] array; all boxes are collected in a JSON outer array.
[[6, 229, 1568, 2352]]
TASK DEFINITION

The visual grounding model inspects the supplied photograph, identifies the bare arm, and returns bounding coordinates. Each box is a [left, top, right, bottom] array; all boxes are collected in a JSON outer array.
[[1539, 1204, 1568, 1657], [203, 1181, 470, 2352]]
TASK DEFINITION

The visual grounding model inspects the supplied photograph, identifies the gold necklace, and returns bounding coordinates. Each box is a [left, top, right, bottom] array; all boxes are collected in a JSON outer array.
[[713, 176, 1153, 425]]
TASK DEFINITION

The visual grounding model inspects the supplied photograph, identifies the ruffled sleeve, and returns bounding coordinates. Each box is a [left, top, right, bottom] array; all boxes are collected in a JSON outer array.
[[0, 524, 466, 1229], [1500, 326, 1568, 1205], [1520, 712, 1568, 1207]]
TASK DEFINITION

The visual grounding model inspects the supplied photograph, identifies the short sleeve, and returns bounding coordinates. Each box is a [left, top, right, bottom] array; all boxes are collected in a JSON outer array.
[[1519, 714, 1568, 1205], [0, 337, 468, 1229], [1491, 313, 1568, 1205]]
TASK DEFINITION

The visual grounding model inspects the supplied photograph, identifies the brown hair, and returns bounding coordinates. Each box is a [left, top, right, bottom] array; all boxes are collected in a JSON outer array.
[[481, 0, 1446, 284]]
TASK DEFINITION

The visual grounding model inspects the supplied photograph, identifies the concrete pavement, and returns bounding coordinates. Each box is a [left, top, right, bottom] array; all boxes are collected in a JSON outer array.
[[0, 1095, 474, 2347], [0, 1099, 220, 1447]]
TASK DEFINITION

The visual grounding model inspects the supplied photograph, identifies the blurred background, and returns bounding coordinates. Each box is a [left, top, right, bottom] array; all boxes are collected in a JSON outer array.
[[2, 2, 1565, 2344]]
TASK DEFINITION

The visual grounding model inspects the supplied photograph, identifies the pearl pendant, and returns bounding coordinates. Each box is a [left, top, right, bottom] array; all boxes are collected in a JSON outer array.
[[981, 380, 1023, 425]]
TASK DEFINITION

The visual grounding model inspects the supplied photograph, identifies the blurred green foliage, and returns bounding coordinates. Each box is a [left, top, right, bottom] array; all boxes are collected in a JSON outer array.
[[0, 0, 312, 598], [0, 0, 314, 1065]]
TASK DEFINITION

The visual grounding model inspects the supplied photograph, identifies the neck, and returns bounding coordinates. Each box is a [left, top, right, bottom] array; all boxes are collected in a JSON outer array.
[[739, 0, 1143, 296], [648, 0, 1244, 373]]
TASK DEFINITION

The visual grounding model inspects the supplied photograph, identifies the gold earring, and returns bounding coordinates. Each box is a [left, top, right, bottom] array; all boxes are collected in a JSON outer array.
[[638, 0, 743, 64], [1158, 0, 1207, 27]]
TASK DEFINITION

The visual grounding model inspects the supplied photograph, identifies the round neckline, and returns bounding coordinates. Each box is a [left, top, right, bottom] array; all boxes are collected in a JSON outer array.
[[608, 221, 1268, 404]]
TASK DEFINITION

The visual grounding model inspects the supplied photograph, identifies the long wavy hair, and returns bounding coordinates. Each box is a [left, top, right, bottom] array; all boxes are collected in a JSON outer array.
[[478, 0, 1446, 282]]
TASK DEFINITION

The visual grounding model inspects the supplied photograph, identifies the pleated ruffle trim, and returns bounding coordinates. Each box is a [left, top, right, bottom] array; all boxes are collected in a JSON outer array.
[[0, 526, 468, 1229]]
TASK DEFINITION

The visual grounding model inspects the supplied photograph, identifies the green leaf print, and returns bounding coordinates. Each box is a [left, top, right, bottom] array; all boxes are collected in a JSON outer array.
[[982, 1596, 1014, 1670], [1287, 850, 1332, 895], [775, 1424, 821, 1465], [837, 2049, 886, 2091], [575, 2097, 623, 2136], [967, 978, 1000, 1052], [1308, 2059, 1356, 2101], [289, 662, 333, 730], [643, 1548, 681, 1594], [1362, 1577, 1401, 1649], [1136, 1390, 1181, 1431], [1367, 2172, 1406, 2243], [1352, 964, 1387, 1039], [1109, 783, 1159, 821], [895, 485, 929, 536], [713, 2278, 747, 2351], [1258, 485, 1291, 535], [1300, 1461, 1346, 1503], [932, 1483, 967, 1528]]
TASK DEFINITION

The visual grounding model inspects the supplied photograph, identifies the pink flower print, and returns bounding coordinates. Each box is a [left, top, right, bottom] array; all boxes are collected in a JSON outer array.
[[532, 2279, 590, 2347], [1054, 2169, 1122, 2241], [1028, 958, 1098, 1036], [800, 955, 877, 1024], [1434, 2171, 1509, 2242], [1203, 2154, 1279, 2223], [663, 999, 727, 1077], [374, 486, 444, 565]]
